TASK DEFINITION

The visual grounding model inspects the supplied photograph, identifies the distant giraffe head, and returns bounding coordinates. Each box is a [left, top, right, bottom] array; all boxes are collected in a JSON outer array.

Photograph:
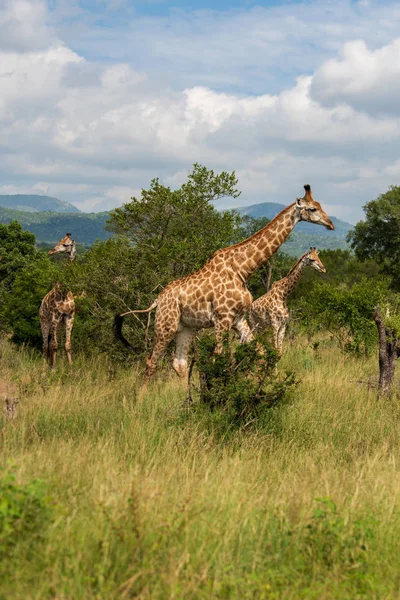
[[295, 185, 334, 230], [48, 233, 76, 262], [303, 247, 326, 273]]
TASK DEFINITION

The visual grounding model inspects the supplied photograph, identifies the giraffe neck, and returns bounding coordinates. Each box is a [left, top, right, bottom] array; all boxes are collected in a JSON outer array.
[[231, 203, 299, 280], [280, 256, 307, 299]]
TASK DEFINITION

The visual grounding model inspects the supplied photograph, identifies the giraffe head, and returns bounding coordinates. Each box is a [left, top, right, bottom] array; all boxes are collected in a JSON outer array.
[[48, 233, 77, 261], [295, 185, 334, 230], [303, 247, 326, 273]]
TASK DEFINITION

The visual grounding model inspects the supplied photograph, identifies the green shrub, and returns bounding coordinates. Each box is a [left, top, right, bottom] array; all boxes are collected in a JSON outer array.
[[193, 332, 297, 427], [0, 468, 54, 567]]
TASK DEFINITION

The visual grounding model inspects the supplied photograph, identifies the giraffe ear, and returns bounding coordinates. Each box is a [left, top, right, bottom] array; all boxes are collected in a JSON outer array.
[[296, 197, 303, 208]]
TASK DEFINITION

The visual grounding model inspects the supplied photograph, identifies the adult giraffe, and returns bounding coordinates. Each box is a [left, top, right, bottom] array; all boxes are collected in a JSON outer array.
[[40, 233, 77, 368], [115, 185, 334, 380]]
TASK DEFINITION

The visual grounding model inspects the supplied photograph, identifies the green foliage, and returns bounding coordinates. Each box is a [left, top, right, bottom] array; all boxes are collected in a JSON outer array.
[[301, 277, 391, 354], [57, 236, 152, 360], [0, 221, 39, 291], [107, 163, 242, 282], [303, 498, 376, 572], [348, 185, 400, 289], [0, 468, 53, 568], [0, 221, 49, 334], [4, 256, 59, 347], [195, 332, 297, 426]]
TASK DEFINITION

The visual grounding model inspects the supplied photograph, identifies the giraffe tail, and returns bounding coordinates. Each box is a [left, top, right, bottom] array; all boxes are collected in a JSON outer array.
[[114, 301, 158, 350]]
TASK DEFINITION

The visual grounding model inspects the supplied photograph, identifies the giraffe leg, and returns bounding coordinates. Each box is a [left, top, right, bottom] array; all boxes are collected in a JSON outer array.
[[145, 303, 181, 381], [64, 313, 75, 365], [276, 323, 287, 358], [40, 319, 50, 369], [173, 325, 196, 378], [233, 315, 254, 343], [49, 315, 63, 369], [214, 316, 235, 354]]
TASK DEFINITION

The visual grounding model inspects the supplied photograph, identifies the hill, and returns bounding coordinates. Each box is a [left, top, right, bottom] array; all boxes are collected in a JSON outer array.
[[238, 201, 352, 255], [0, 198, 354, 253], [0, 207, 109, 245], [0, 194, 80, 213]]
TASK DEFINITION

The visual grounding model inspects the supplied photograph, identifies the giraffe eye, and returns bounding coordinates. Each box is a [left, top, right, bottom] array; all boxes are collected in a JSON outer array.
[[308, 207, 317, 212]]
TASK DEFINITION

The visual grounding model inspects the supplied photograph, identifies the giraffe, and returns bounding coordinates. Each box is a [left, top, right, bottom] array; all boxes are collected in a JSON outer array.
[[40, 233, 77, 368], [249, 247, 326, 356], [115, 185, 334, 380]]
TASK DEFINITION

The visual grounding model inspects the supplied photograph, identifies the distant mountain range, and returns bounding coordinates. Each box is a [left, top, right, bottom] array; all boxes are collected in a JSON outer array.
[[0, 205, 109, 245], [0, 194, 353, 255], [238, 201, 352, 255], [0, 194, 80, 213]]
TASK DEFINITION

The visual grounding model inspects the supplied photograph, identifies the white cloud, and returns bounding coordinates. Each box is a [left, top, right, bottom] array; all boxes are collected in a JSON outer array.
[[0, 0, 54, 51], [1, 0, 400, 220], [311, 38, 400, 115]]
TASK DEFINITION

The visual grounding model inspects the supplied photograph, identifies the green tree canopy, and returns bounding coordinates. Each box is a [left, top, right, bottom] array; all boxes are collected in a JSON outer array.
[[0, 221, 39, 292], [348, 186, 400, 289], [106, 163, 242, 283], [301, 277, 392, 355]]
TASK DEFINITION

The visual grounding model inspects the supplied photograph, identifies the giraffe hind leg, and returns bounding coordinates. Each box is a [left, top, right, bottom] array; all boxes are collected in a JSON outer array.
[[64, 314, 74, 365], [145, 304, 181, 381], [173, 325, 195, 378], [41, 325, 51, 369]]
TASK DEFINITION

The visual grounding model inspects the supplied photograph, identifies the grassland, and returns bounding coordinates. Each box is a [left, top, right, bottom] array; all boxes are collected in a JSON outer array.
[[1, 336, 400, 599]]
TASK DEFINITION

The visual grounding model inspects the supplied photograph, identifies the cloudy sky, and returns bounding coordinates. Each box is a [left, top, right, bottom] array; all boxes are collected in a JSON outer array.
[[1, 0, 400, 221]]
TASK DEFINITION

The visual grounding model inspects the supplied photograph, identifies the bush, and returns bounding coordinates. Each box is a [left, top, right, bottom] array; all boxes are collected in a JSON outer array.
[[0, 468, 54, 570], [193, 333, 297, 427]]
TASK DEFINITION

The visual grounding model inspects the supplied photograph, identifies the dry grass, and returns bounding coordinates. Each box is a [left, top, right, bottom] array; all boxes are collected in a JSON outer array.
[[1, 336, 400, 599]]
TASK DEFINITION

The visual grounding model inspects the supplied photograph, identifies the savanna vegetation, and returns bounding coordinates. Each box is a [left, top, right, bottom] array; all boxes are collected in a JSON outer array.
[[1, 167, 400, 598]]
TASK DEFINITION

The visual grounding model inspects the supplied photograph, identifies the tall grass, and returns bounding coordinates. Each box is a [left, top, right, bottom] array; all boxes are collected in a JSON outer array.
[[1, 336, 400, 599]]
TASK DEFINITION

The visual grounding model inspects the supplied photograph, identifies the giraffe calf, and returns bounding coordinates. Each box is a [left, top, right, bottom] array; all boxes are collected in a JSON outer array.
[[249, 248, 326, 357]]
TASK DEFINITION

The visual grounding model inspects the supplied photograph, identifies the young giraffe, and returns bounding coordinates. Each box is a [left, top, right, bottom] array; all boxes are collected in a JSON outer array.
[[249, 248, 326, 356], [40, 233, 76, 368], [115, 185, 334, 380]]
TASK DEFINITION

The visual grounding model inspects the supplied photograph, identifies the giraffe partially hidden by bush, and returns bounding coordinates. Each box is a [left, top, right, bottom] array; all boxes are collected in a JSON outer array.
[[249, 248, 326, 356], [115, 185, 334, 381], [40, 234, 77, 369]]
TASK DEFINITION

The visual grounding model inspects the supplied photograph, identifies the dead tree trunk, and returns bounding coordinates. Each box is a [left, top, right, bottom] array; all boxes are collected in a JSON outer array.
[[373, 307, 400, 397]]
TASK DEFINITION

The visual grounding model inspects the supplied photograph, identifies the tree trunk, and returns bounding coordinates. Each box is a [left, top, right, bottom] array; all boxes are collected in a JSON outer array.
[[261, 260, 273, 292], [373, 308, 400, 397]]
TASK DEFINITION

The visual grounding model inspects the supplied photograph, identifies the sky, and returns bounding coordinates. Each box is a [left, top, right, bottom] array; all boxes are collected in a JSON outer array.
[[1, 0, 400, 221]]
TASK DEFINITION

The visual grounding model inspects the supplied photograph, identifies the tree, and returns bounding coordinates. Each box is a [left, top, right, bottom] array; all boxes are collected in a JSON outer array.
[[4, 255, 59, 347], [301, 277, 390, 355], [348, 186, 400, 289], [302, 276, 400, 396], [0, 221, 39, 292], [373, 305, 400, 397], [0, 221, 45, 332], [106, 164, 243, 284]]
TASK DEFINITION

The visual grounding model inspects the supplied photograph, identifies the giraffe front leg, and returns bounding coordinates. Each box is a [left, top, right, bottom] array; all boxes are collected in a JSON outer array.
[[233, 315, 254, 344], [64, 313, 75, 365], [276, 323, 287, 358]]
